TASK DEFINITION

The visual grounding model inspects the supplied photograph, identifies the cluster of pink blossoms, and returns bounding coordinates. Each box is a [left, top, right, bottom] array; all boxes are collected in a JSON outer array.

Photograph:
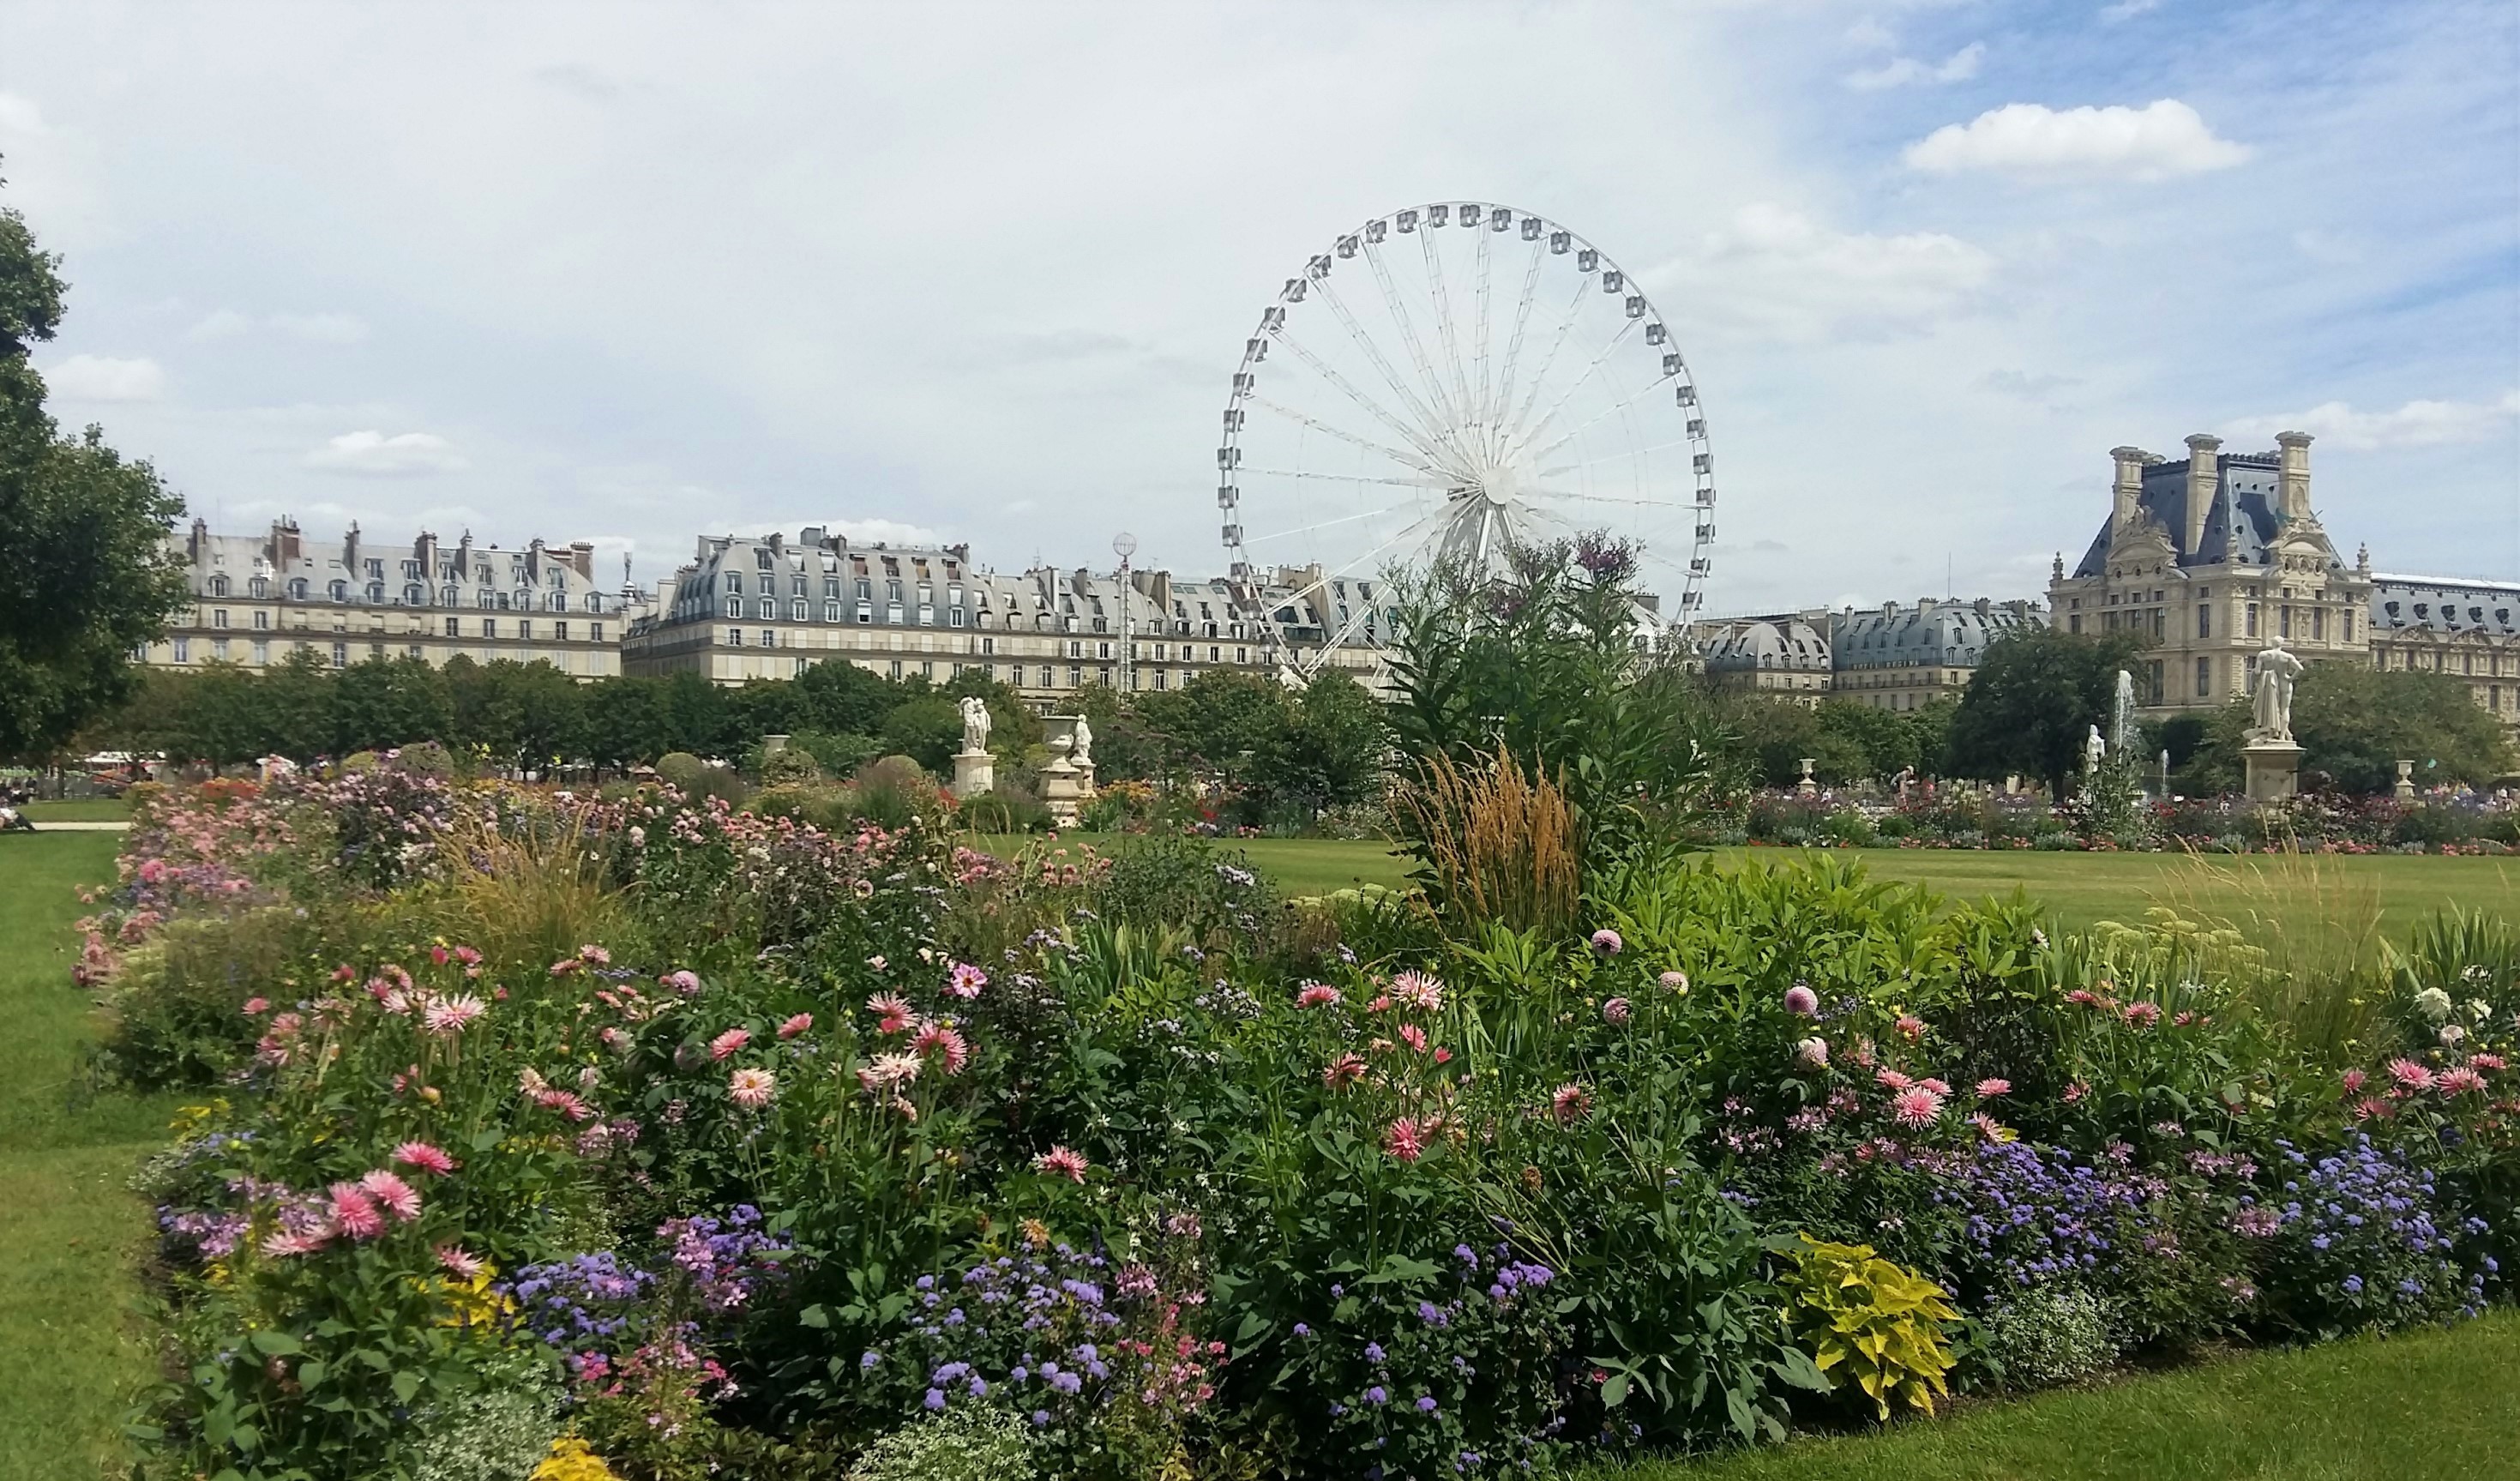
[[261, 1143, 458, 1259]]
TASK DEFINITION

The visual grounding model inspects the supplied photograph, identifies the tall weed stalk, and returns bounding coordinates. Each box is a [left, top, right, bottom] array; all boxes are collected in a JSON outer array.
[[1391, 746, 1579, 936]]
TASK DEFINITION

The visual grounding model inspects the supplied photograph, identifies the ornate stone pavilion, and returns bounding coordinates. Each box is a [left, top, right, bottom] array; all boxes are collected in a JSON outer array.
[[1686, 597, 2043, 710]]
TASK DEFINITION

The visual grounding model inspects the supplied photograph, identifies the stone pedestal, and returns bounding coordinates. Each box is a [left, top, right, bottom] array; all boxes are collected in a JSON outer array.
[[2395, 760, 2416, 802], [1041, 759, 1096, 828], [952, 749, 995, 798], [1795, 758, 1817, 798], [2241, 740, 2305, 804]]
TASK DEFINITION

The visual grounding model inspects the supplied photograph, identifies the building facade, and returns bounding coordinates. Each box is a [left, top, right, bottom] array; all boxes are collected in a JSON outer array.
[[620, 528, 1389, 701], [2368, 574, 2520, 725], [1830, 597, 2046, 712], [147, 519, 650, 677], [2048, 433, 2372, 715], [1685, 596, 2044, 708]]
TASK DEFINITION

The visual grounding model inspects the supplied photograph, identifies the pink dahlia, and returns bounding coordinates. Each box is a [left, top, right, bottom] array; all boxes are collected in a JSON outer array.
[[1794, 1037, 1830, 1069], [1589, 929, 1623, 957], [944, 962, 989, 1000], [913, 1021, 971, 1075], [1398, 1023, 1429, 1054], [1874, 1068, 1914, 1092], [1296, 982, 1343, 1009], [1976, 1078, 2012, 1099], [1550, 1082, 1592, 1124], [2387, 1057, 2436, 1093], [577, 943, 611, 965], [777, 1012, 814, 1040], [393, 1141, 458, 1176], [1322, 1053, 1368, 1089], [2063, 1080, 2090, 1103], [1658, 971, 1689, 993], [1603, 996, 1632, 1026], [857, 1051, 922, 1093], [2439, 1066, 2488, 1096], [1893, 1014, 1926, 1041], [1389, 971, 1444, 1013], [241, 996, 269, 1015], [1890, 1086, 1946, 1127], [422, 993, 486, 1037], [264, 1229, 328, 1258], [660, 970, 703, 996], [1783, 984, 1819, 1018], [359, 1169, 423, 1223], [729, 1067, 778, 1108], [2470, 1052, 2508, 1071], [435, 1243, 486, 1279], [1919, 1077, 1953, 1097], [1382, 1117, 1427, 1163], [2122, 1002, 2162, 1029], [866, 993, 915, 1035], [327, 1183, 387, 1240], [709, 1027, 752, 1061], [1034, 1145, 1090, 1183], [2341, 1069, 2368, 1094]]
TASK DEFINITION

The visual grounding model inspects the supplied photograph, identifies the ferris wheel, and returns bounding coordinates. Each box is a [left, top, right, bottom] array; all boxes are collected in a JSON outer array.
[[1215, 201, 1716, 673]]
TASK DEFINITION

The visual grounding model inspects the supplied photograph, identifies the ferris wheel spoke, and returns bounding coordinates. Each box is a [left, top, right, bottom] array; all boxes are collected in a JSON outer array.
[[1525, 485, 1672, 509], [1242, 497, 1434, 547], [1248, 392, 1444, 477], [1471, 225, 1495, 455], [1489, 238, 1547, 459], [1278, 499, 1461, 607], [1306, 275, 1459, 459], [1522, 376, 1671, 469], [1269, 327, 1459, 472], [1418, 226, 1478, 442], [1241, 467, 1449, 490], [1509, 316, 1645, 464], [1504, 274, 1597, 449], [1535, 436, 1702, 478], [1362, 242, 1470, 453]]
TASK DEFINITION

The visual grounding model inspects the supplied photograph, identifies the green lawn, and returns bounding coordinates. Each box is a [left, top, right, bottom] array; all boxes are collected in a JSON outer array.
[[0, 833, 182, 1480], [983, 834, 2517, 936], [1597, 1309, 2520, 1481], [20, 797, 134, 822]]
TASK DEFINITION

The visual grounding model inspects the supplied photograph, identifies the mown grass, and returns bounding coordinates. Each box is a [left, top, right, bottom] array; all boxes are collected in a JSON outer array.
[[0, 833, 183, 1480], [974, 833, 2518, 936], [1593, 1309, 2520, 1481], [21, 796, 135, 822]]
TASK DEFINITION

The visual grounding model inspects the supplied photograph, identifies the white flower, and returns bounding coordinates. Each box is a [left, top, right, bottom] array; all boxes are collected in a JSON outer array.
[[2413, 987, 2455, 1023], [2440, 1024, 2466, 1047]]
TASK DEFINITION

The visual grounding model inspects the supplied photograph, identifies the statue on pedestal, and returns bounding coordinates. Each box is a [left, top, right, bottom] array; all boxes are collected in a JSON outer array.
[[958, 695, 991, 755], [2246, 641, 2305, 744], [2084, 724, 2106, 777], [1069, 715, 1093, 770]]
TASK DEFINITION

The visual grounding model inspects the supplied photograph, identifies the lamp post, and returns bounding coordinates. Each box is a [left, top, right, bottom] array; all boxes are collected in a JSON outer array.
[[1113, 532, 1138, 696]]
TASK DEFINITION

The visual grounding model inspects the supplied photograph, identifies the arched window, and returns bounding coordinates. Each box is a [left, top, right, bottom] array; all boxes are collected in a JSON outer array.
[[328, 580, 348, 603], [547, 593, 566, 612], [403, 583, 424, 605], [249, 576, 268, 599], [288, 578, 308, 601], [209, 575, 231, 597], [366, 581, 385, 604]]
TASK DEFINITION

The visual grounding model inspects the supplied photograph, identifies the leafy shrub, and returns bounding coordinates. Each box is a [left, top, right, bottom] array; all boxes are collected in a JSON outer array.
[[1776, 1235, 1959, 1420], [404, 1348, 564, 1481], [844, 1406, 1039, 1481], [2260, 1135, 2491, 1338], [1978, 1284, 2117, 1391], [761, 746, 824, 786]]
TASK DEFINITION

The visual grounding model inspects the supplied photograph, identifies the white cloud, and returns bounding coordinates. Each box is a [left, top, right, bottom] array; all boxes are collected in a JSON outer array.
[[1903, 99, 2252, 179], [1649, 202, 1996, 342], [41, 352, 165, 401], [188, 309, 370, 344], [2227, 393, 2520, 452], [1846, 42, 1983, 91], [2099, 0, 2165, 21], [1979, 369, 2079, 402], [304, 429, 469, 475], [833, 517, 946, 547]]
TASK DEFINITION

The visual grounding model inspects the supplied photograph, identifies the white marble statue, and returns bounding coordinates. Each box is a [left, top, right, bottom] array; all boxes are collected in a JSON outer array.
[[959, 695, 991, 755], [2084, 723, 2106, 776], [1068, 714, 1093, 769], [2247, 641, 2306, 744]]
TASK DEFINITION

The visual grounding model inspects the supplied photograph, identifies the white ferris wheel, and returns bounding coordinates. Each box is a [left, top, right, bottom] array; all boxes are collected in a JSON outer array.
[[1215, 201, 1716, 674]]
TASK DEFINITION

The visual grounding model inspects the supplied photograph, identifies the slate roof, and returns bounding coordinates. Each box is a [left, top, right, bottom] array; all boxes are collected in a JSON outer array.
[[2070, 450, 2326, 578]]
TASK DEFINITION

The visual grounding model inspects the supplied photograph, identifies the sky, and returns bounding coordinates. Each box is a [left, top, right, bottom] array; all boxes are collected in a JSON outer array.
[[3, 0, 2515, 617]]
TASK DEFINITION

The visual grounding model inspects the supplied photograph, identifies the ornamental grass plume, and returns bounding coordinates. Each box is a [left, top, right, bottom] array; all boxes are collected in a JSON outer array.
[[1392, 745, 1579, 936]]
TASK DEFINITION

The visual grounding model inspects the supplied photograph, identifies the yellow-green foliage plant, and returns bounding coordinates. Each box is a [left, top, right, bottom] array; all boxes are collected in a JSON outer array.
[[1776, 1234, 1960, 1421]]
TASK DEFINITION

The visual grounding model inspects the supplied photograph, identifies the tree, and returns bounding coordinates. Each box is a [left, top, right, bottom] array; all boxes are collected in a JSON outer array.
[[1251, 669, 1388, 817], [0, 172, 189, 761], [1946, 627, 2149, 796], [2184, 662, 2514, 795]]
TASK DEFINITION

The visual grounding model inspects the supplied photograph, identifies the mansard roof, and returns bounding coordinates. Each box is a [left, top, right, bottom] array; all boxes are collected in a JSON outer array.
[[2070, 449, 2330, 579]]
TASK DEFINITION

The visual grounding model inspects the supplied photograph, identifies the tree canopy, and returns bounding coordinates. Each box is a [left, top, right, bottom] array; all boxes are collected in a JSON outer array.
[[1945, 627, 2150, 795], [0, 166, 189, 762], [2177, 661, 2516, 795]]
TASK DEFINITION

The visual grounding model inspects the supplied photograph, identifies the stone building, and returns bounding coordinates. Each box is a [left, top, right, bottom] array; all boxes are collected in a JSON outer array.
[[2048, 433, 2371, 715], [147, 518, 650, 677], [1830, 597, 2046, 712], [620, 528, 1389, 701], [1693, 613, 1833, 701], [2368, 574, 2520, 725]]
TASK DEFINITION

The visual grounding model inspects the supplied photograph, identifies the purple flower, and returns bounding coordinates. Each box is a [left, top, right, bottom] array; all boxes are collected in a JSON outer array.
[[1784, 984, 1819, 1018], [1366, 1385, 1389, 1405], [1416, 1395, 1439, 1412], [1589, 929, 1623, 956]]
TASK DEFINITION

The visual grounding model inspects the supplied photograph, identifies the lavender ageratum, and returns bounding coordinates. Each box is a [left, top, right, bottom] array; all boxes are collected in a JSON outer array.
[[1935, 1141, 2158, 1292], [501, 1207, 792, 1375], [2262, 1136, 2493, 1336]]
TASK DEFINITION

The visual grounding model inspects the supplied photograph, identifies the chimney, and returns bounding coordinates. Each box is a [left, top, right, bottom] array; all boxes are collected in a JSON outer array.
[[2109, 446, 2147, 538], [2276, 430, 2313, 523], [2183, 434, 2221, 558]]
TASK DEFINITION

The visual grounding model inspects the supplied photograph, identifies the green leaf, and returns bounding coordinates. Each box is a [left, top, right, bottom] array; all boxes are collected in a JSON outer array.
[[391, 1370, 423, 1404], [472, 1127, 505, 1153], [247, 1329, 302, 1357], [295, 1359, 328, 1389], [1600, 1373, 1631, 1407], [798, 1304, 829, 1329]]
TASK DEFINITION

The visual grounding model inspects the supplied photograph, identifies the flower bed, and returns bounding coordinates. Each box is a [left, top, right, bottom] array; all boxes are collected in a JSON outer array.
[[82, 760, 2520, 1480]]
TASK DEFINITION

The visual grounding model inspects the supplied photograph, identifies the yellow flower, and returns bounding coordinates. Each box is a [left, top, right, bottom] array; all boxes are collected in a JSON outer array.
[[532, 1436, 621, 1481]]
